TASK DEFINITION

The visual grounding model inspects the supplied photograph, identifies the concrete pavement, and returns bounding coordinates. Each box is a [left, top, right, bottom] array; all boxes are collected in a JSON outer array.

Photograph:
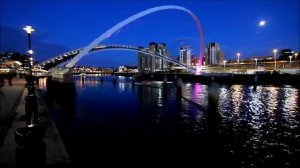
[[0, 78, 71, 168], [0, 78, 26, 145]]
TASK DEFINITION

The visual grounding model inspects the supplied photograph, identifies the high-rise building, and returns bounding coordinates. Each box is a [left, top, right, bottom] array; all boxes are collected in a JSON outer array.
[[179, 46, 191, 66], [137, 42, 169, 72], [204, 42, 224, 65], [137, 46, 148, 72]]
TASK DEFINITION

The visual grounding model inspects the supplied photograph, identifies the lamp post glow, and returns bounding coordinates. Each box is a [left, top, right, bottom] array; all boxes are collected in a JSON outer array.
[[289, 55, 292, 67], [23, 26, 35, 87], [23, 26, 35, 51], [259, 20, 266, 26], [295, 53, 298, 61], [23, 26, 35, 70], [255, 58, 258, 69], [273, 49, 277, 69], [237, 52, 240, 64], [223, 60, 227, 70], [15, 25, 43, 148]]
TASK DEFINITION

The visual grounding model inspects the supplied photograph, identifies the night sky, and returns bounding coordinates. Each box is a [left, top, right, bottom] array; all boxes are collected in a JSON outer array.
[[1, 0, 299, 67]]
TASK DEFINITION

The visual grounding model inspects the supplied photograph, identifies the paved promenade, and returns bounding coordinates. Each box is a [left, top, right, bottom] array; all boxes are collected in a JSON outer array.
[[0, 78, 70, 168], [0, 78, 25, 145]]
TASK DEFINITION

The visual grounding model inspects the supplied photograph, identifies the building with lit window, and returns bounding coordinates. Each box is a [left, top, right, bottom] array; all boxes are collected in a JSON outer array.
[[179, 46, 191, 66], [137, 42, 169, 72], [204, 42, 224, 65]]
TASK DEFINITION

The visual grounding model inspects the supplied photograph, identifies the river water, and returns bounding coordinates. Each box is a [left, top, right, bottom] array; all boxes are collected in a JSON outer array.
[[40, 75, 300, 167]]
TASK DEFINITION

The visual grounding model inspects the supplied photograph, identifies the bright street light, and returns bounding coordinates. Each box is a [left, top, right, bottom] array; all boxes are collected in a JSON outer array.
[[223, 60, 227, 70], [237, 52, 240, 64], [259, 20, 266, 26], [273, 49, 277, 69], [23, 26, 35, 34], [289, 55, 292, 67], [295, 53, 298, 61], [255, 58, 258, 69], [27, 50, 34, 55], [23, 26, 35, 52], [23, 25, 35, 69]]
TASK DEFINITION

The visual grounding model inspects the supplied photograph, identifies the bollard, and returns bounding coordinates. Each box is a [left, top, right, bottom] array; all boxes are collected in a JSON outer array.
[[27, 85, 35, 95], [25, 95, 38, 125], [15, 124, 45, 168]]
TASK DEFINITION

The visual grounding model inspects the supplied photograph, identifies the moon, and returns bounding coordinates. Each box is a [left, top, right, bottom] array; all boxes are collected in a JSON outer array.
[[259, 20, 266, 26]]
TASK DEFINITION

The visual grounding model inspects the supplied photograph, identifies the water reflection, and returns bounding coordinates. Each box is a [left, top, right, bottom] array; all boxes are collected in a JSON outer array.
[[46, 79, 77, 114], [42, 76, 300, 167], [38, 77, 47, 90], [216, 84, 300, 167]]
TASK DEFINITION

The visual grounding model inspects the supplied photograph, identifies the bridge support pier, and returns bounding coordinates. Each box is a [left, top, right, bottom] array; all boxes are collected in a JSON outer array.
[[253, 75, 258, 91], [163, 75, 167, 83], [81, 76, 85, 84], [176, 78, 182, 99]]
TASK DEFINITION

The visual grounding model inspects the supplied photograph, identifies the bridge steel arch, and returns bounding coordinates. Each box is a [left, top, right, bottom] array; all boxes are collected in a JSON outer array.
[[65, 5, 204, 73], [38, 45, 196, 72]]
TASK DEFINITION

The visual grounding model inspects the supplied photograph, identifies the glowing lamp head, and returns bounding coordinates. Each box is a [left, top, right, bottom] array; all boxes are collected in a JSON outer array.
[[27, 50, 34, 55], [23, 25, 35, 34], [259, 20, 266, 26], [273, 49, 278, 53]]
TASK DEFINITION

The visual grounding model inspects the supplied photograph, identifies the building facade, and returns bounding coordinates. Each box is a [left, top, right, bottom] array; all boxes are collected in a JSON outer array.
[[179, 46, 191, 66], [137, 42, 169, 72], [204, 42, 224, 65]]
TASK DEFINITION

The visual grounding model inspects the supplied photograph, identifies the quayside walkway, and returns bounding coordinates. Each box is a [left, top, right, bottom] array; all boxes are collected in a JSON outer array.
[[0, 78, 70, 168]]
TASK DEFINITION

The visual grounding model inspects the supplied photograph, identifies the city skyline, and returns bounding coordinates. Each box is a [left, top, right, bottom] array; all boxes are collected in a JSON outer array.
[[0, 0, 299, 67]]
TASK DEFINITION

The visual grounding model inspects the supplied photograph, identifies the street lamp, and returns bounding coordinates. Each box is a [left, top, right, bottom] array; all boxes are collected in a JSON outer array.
[[23, 26, 35, 70], [223, 60, 227, 70], [255, 58, 258, 69], [237, 52, 240, 64], [273, 49, 277, 69], [23, 25, 35, 86], [15, 26, 44, 151], [295, 53, 298, 61], [289, 55, 292, 67]]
